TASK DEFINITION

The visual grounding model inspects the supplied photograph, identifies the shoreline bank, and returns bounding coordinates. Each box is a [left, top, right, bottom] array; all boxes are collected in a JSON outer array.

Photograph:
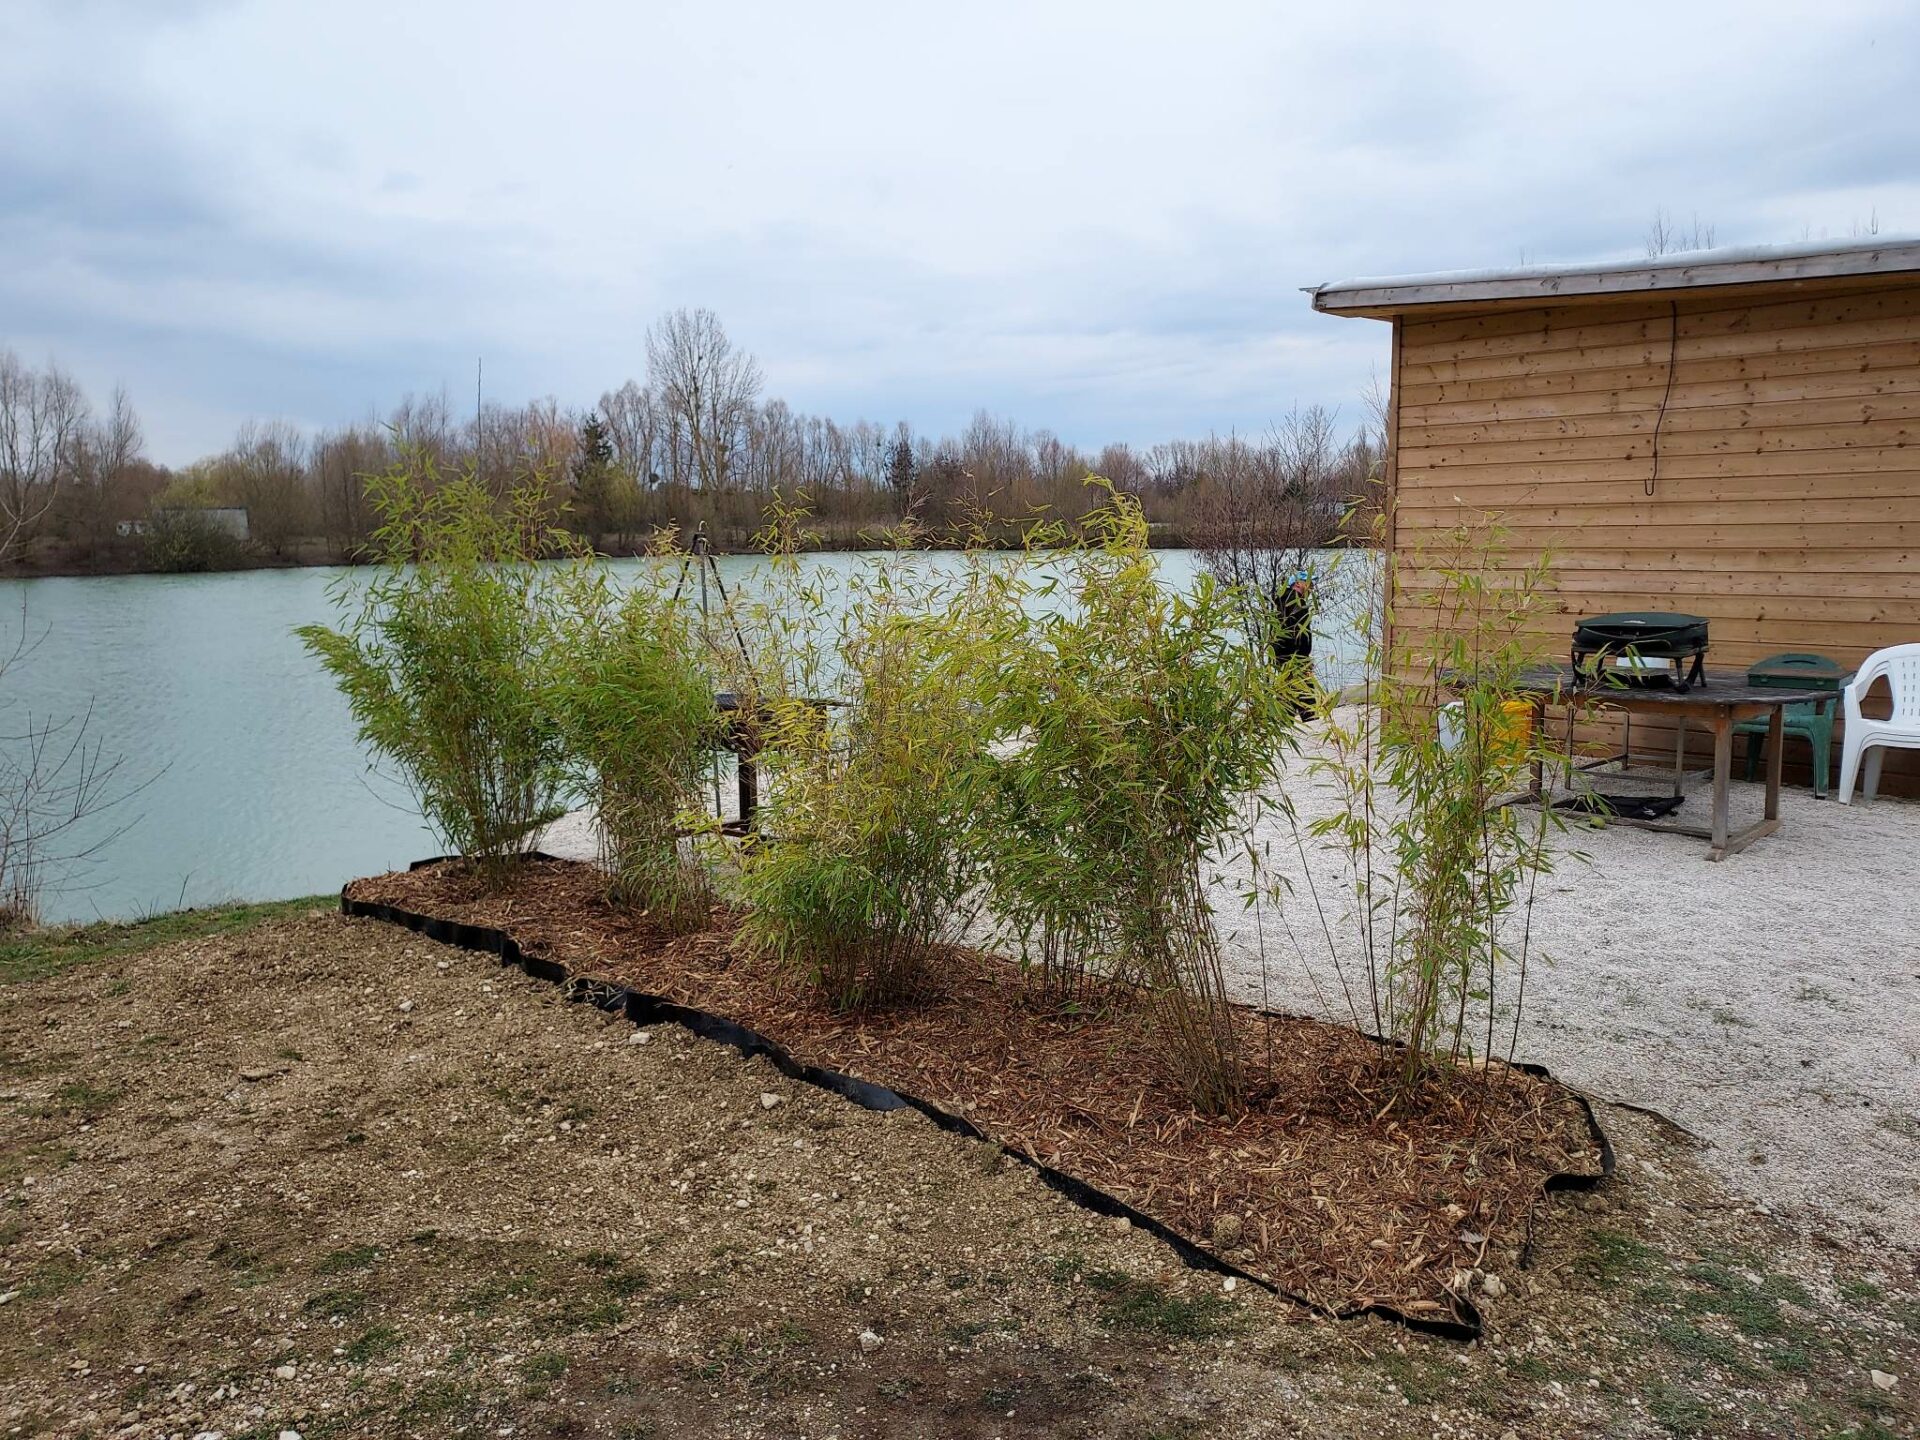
[[1, 529, 1264, 581]]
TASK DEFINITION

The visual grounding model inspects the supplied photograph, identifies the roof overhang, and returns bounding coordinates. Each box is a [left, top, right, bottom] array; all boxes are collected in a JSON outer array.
[[1308, 236, 1920, 319]]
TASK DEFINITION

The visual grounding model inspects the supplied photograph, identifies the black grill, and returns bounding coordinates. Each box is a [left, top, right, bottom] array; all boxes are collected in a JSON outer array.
[[1570, 612, 1709, 690]]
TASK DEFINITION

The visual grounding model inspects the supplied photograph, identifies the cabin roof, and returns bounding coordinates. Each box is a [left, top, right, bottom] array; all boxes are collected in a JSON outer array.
[[1308, 236, 1920, 318]]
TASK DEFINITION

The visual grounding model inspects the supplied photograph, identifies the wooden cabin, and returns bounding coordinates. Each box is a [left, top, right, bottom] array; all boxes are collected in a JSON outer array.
[[1311, 237, 1920, 797]]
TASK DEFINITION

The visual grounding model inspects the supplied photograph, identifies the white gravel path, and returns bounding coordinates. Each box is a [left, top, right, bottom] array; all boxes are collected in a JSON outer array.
[[540, 723, 1920, 1243]]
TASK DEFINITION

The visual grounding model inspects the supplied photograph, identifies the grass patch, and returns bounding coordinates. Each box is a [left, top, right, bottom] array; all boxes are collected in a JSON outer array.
[[20, 1255, 84, 1300], [537, 1294, 624, 1335], [1578, 1228, 1658, 1288], [344, 1325, 401, 1363], [579, 1247, 651, 1296], [1048, 1254, 1241, 1340], [47, 1079, 120, 1117], [1645, 1381, 1717, 1436], [1766, 1343, 1815, 1375], [1081, 1268, 1242, 1340], [602, 1266, 652, 1298], [1378, 1349, 1452, 1405], [209, 1240, 262, 1271], [303, 1287, 366, 1319], [1506, 1353, 1552, 1382], [0, 896, 333, 987], [465, 1272, 539, 1315], [394, 1378, 481, 1427], [1681, 1262, 1791, 1338], [316, 1244, 381, 1276], [1656, 1319, 1752, 1373], [1758, 1273, 1815, 1309], [691, 1332, 754, 1382], [945, 1319, 990, 1347]]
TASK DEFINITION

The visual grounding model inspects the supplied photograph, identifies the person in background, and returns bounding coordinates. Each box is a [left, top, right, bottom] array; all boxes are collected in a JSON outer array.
[[1270, 570, 1314, 711]]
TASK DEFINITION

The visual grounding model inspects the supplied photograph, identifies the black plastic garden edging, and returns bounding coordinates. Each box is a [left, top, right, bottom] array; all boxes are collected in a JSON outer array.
[[342, 855, 1615, 1343]]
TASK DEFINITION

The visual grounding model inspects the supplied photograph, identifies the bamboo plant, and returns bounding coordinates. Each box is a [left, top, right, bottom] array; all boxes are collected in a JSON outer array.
[[956, 485, 1308, 1114], [298, 454, 578, 886], [548, 551, 718, 930], [1307, 510, 1567, 1091]]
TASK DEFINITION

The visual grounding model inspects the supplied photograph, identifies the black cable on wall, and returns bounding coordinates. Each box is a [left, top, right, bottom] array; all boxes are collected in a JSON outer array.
[[1646, 299, 1681, 497]]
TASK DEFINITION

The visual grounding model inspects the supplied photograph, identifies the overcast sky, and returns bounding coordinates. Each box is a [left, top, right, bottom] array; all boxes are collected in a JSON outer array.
[[4, 0, 1917, 465]]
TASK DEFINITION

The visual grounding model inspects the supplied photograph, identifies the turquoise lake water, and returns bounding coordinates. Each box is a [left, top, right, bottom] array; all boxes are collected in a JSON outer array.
[[0, 550, 1368, 924]]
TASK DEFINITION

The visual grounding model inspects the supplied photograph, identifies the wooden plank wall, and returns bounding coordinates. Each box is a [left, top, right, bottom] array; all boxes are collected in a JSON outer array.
[[1389, 282, 1920, 796]]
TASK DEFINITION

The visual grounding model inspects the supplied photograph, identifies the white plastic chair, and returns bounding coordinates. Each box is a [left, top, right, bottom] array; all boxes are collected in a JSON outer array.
[[1836, 643, 1920, 804]]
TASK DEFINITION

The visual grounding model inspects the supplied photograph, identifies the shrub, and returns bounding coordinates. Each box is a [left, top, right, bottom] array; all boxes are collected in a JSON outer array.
[[549, 559, 717, 928], [297, 454, 575, 885], [962, 486, 1305, 1114], [142, 508, 247, 572], [734, 529, 985, 1009], [1308, 510, 1564, 1090]]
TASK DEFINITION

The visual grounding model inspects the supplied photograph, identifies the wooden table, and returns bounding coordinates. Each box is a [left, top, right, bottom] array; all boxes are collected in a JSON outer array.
[[1507, 666, 1836, 860], [713, 692, 768, 835], [712, 692, 838, 835]]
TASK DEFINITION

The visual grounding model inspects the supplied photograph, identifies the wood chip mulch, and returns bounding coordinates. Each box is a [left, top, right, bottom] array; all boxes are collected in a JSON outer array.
[[345, 858, 1606, 1323]]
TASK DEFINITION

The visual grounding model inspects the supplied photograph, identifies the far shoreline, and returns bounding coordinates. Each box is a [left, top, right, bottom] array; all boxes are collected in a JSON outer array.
[[3, 527, 1370, 583]]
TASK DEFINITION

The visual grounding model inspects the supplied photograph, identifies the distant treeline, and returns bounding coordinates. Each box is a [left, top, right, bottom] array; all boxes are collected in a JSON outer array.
[[0, 310, 1385, 575]]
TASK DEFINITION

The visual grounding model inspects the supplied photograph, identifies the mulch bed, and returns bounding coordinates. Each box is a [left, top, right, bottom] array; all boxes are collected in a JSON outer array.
[[345, 857, 1606, 1326]]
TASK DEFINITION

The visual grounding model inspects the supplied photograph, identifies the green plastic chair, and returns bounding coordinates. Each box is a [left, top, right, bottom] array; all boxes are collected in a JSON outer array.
[[1736, 653, 1847, 799]]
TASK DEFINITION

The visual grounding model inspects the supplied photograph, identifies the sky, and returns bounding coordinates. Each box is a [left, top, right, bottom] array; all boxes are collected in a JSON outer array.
[[4, 0, 1918, 466]]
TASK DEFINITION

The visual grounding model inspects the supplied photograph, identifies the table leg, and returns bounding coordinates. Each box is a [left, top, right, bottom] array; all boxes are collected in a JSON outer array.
[[1764, 706, 1784, 822], [737, 752, 759, 829], [1709, 715, 1732, 860], [1530, 697, 1546, 802], [1672, 717, 1688, 798]]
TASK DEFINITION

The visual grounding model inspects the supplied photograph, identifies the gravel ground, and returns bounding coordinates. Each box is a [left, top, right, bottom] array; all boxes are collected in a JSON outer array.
[[543, 718, 1920, 1246], [2, 911, 1915, 1438]]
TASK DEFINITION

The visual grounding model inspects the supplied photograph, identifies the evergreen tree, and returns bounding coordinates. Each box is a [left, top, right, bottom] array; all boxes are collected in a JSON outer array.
[[883, 434, 917, 509], [572, 412, 616, 551]]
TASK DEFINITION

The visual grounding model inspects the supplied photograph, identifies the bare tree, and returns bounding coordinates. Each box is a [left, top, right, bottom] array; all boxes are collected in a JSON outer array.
[[472, 396, 575, 501], [387, 391, 458, 473], [59, 386, 144, 558], [0, 606, 139, 928], [1189, 407, 1345, 647], [645, 308, 763, 493], [0, 351, 89, 565], [599, 379, 661, 486], [746, 397, 804, 495], [314, 422, 391, 558], [1341, 370, 1392, 531], [1645, 208, 1717, 257], [216, 419, 310, 557], [1094, 441, 1148, 492]]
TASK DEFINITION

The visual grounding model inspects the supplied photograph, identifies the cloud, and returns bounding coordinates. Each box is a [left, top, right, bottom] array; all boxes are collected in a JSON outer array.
[[2, 0, 1916, 463]]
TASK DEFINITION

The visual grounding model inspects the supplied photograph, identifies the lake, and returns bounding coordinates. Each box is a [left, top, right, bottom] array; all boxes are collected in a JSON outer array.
[[0, 550, 1369, 925]]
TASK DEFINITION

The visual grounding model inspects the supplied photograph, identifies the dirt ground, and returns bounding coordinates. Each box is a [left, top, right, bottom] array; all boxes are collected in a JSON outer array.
[[2, 909, 1915, 1439], [347, 857, 1606, 1327]]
